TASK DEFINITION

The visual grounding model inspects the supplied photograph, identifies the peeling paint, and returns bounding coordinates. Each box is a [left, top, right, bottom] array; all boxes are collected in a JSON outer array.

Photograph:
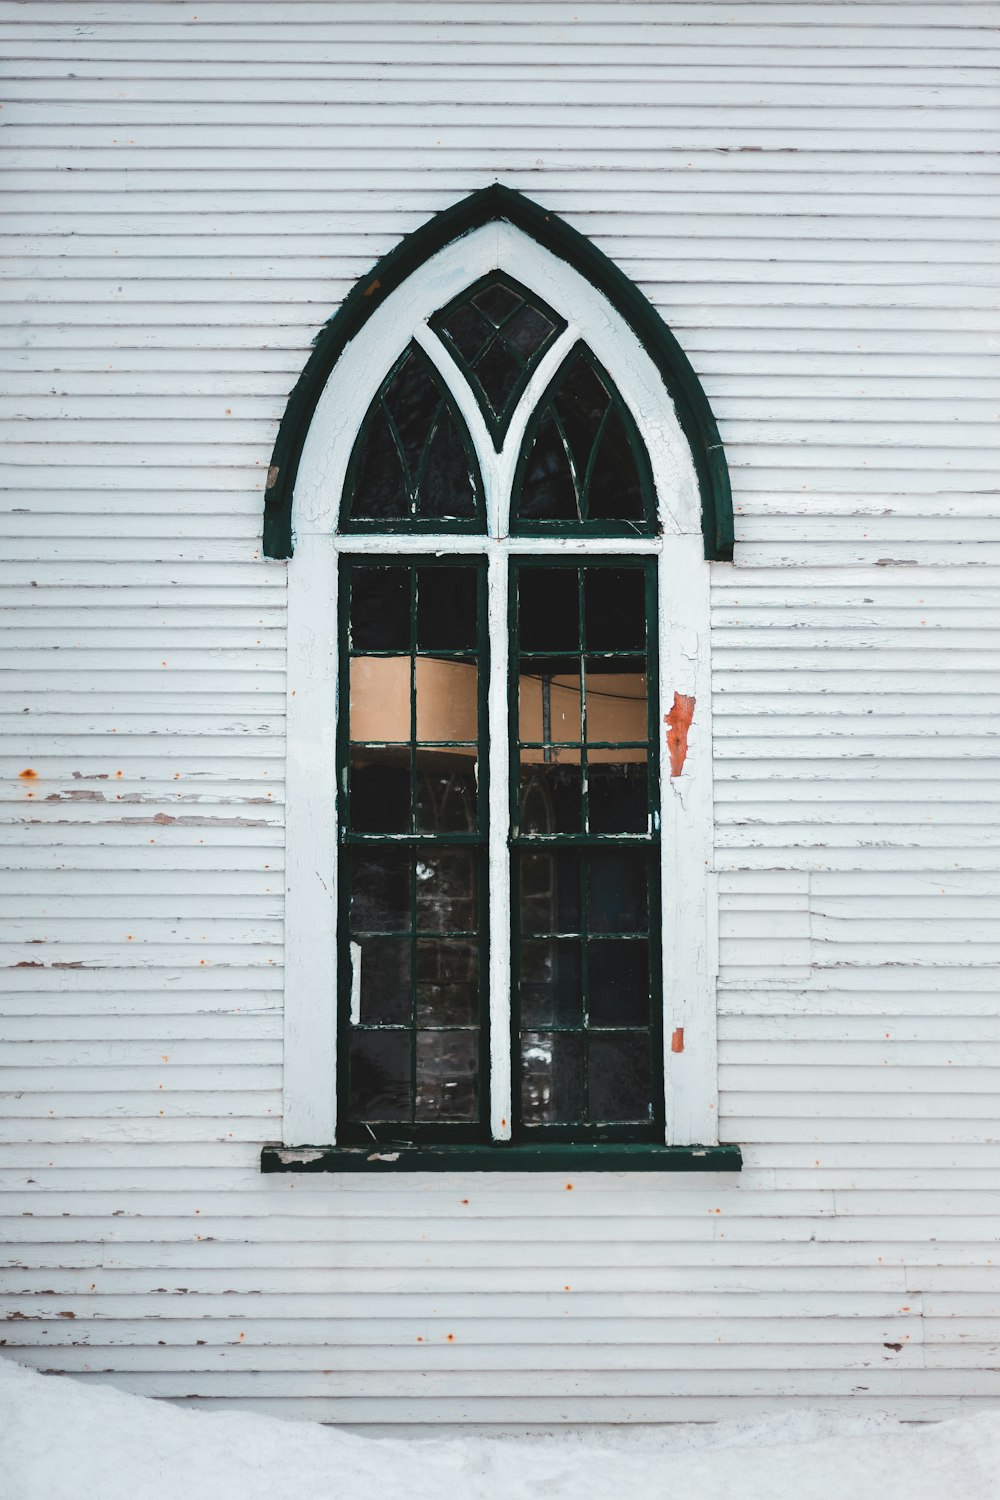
[[665, 692, 696, 777]]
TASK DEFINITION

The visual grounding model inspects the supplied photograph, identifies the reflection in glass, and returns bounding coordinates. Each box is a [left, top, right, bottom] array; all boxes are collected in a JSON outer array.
[[415, 848, 476, 932], [520, 939, 582, 1027], [519, 848, 581, 935], [518, 665, 581, 745], [521, 1031, 584, 1124], [414, 658, 478, 742], [414, 759, 477, 835], [415, 1031, 478, 1120], [584, 667, 646, 744], [355, 936, 411, 1025], [416, 938, 478, 1025], [518, 763, 583, 835], [350, 850, 410, 932], [350, 657, 410, 743]]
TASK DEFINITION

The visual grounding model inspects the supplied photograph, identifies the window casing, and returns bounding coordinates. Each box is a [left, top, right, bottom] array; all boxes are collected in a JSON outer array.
[[276, 203, 728, 1162]]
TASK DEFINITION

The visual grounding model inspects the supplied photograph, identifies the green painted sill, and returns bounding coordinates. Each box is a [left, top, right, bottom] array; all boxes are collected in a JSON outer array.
[[261, 1143, 742, 1174]]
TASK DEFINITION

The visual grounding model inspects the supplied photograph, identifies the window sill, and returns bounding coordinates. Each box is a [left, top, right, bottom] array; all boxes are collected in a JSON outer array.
[[261, 1142, 742, 1174]]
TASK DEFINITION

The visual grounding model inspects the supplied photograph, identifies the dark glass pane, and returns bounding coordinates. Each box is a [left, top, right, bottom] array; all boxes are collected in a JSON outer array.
[[416, 566, 478, 650], [350, 753, 411, 834], [519, 849, 581, 935], [588, 940, 650, 1028], [441, 302, 491, 362], [518, 762, 583, 835], [588, 849, 648, 933], [519, 411, 578, 521], [355, 937, 411, 1025], [554, 356, 610, 480], [415, 659, 478, 743], [587, 406, 645, 521], [414, 759, 477, 834], [472, 281, 523, 325], [519, 663, 582, 744], [588, 1033, 652, 1123], [350, 849, 410, 932], [518, 568, 579, 652], [588, 762, 648, 835], [584, 569, 646, 652], [504, 302, 555, 359], [416, 938, 478, 1026], [585, 664, 647, 745], [415, 848, 476, 932], [521, 1031, 584, 1124], [416, 1031, 478, 1120], [348, 1032, 411, 1121], [350, 566, 410, 652], [349, 406, 408, 519], [419, 408, 477, 520], [520, 939, 582, 1027], [472, 335, 523, 415], [382, 349, 441, 477]]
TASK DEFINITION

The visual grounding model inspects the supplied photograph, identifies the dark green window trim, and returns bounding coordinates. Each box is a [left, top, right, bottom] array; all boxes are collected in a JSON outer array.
[[263, 184, 732, 561], [261, 1142, 743, 1174]]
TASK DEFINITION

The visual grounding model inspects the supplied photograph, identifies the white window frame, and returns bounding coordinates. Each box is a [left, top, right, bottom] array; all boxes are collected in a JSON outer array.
[[282, 223, 718, 1149]]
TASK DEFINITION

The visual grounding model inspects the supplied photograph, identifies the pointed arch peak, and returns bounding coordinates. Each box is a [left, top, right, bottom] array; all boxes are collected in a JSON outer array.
[[263, 185, 732, 560]]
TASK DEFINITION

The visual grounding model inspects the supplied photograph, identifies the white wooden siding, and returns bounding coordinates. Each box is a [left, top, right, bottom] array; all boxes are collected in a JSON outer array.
[[2, 0, 999, 1427]]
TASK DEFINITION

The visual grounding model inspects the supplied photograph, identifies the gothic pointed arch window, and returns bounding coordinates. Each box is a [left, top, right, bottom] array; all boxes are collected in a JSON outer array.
[[263, 187, 739, 1172]]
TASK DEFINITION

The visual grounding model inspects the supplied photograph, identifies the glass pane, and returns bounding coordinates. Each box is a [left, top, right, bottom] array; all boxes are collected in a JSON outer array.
[[584, 569, 646, 652], [432, 276, 564, 442], [416, 938, 478, 1025], [518, 568, 579, 652], [418, 407, 477, 520], [416, 1031, 478, 1120], [347, 344, 482, 525], [350, 750, 411, 834], [588, 939, 650, 1028], [348, 1032, 411, 1121], [350, 850, 411, 933], [588, 1033, 652, 1123], [519, 664, 582, 744], [350, 657, 411, 742], [584, 666, 647, 744], [519, 849, 581, 935], [518, 410, 578, 522], [416, 567, 478, 650], [587, 762, 648, 835], [355, 937, 411, 1025], [518, 762, 583, 835], [520, 939, 582, 1027], [513, 346, 654, 532], [350, 566, 409, 652], [415, 658, 478, 742], [588, 849, 648, 933], [415, 848, 476, 932], [348, 407, 407, 519], [414, 757, 477, 834], [521, 1031, 584, 1124]]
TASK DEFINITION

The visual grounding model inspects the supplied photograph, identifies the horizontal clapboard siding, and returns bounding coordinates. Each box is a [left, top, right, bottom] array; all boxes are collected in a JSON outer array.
[[2, 0, 998, 1426]]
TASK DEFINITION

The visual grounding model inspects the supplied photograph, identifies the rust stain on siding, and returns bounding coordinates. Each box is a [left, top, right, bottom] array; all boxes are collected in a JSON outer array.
[[665, 693, 696, 777], [671, 1027, 685, 1053]]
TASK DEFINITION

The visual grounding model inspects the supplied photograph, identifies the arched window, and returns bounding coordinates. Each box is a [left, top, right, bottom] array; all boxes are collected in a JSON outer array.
[[264, 187, 739, 1171]]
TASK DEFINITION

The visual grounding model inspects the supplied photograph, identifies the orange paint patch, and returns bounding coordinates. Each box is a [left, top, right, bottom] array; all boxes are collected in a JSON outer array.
[[665, 693, 696, 778], [671, 1027, 685, 1053], [18, 768, 37, 780]]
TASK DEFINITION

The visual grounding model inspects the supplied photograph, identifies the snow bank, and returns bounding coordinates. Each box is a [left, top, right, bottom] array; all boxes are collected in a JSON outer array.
[[1, 1357, 998, 1500]]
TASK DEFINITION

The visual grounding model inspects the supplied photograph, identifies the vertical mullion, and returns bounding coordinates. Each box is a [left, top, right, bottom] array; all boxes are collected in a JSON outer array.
[[408, 568, 418, 1126], [488, 545, 512, 1141], [578, 566, 590, 1123]]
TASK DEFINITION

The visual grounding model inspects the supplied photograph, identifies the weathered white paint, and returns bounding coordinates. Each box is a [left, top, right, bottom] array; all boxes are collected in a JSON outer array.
[[2, 0, 999, 1429]]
